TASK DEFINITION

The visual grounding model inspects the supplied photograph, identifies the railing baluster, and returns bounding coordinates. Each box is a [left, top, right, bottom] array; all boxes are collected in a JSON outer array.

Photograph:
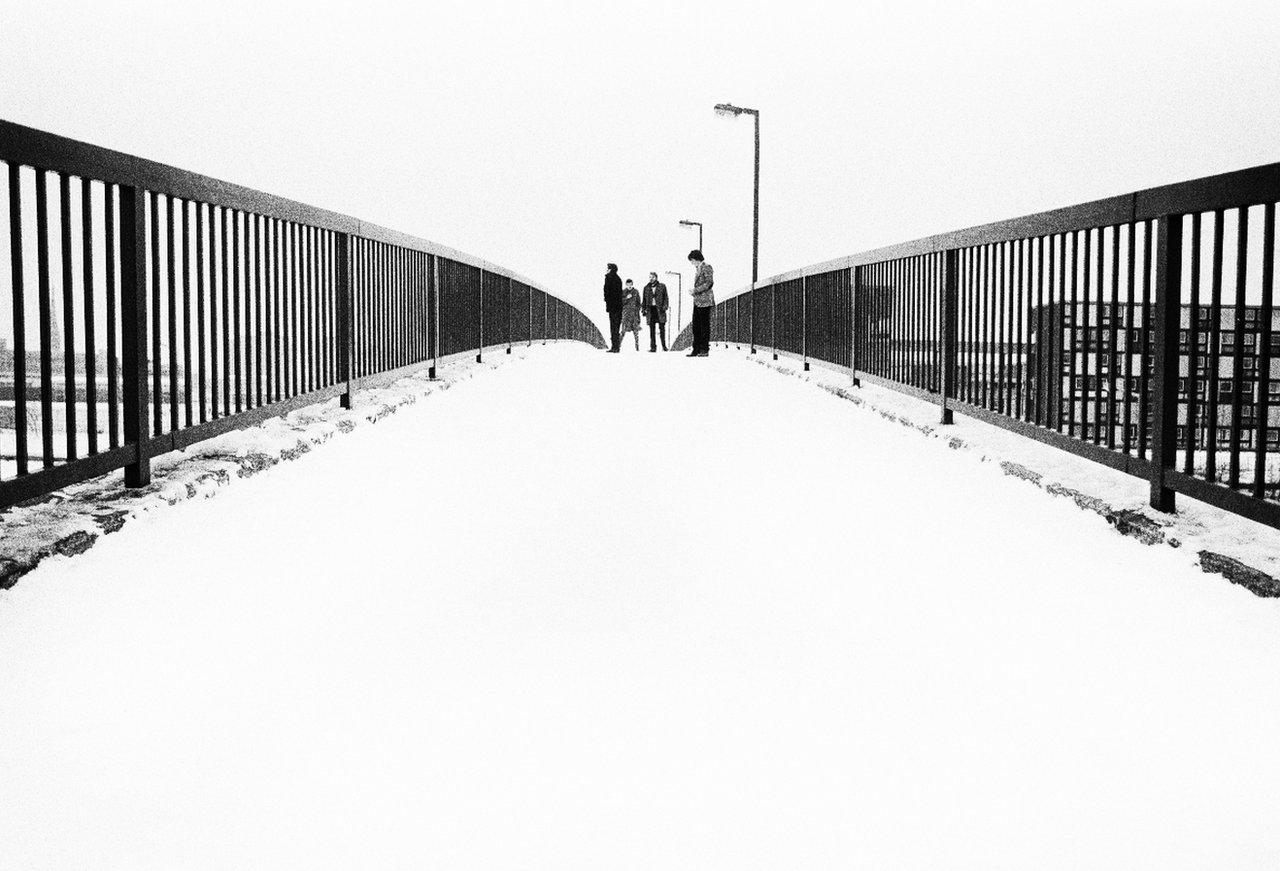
[[196, 202, 207, 422], [106, 183, 119, 449], [1254, 203, 1275, 499], [60, 173, 76, 461], [167, 195, 179, 429], [38, 169, 56, 468], [182, 200, 192, 425], [8, 164, 28, 474], [1184, 215, 1201, 473], [1229, 208, 1249, 490], [82, 177, 97, 456]]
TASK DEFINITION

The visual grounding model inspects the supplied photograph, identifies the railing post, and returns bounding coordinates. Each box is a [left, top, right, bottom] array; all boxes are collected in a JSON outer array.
[[507, 276, 513, 354], [476, 268, 484, 363], [119, 185, 150, 487], [429, 254, 439, 379], [772, 281, 778, 360], [336, 233, 353, 408], [802, 273, 810, 371], [1150, 213, 1183, 513], [850, 266, 861, 387], [940, 249, 958, 424]]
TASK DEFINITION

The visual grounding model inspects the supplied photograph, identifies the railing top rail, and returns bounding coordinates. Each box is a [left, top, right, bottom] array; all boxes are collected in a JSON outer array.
[[0, 118, 556, 297], [750, 158, 1280, 288]]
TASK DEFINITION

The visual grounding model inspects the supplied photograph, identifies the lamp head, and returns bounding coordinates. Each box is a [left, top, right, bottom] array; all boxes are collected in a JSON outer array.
[[679, 220, 699, 227], [714, 103, 743, 117]]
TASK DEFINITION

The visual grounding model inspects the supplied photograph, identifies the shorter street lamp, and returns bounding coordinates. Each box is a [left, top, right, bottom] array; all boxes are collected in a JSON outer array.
[[678, 219, 703, 252], [665, 270, 683, 335]]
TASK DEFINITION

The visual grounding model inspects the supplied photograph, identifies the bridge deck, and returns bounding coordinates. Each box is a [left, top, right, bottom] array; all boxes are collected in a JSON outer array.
[[2, 344, 1279, 869]]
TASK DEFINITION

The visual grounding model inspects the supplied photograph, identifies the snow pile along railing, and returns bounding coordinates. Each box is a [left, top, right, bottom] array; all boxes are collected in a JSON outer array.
[[0, 120, 606, 511], [675, 159, 1280, 529]]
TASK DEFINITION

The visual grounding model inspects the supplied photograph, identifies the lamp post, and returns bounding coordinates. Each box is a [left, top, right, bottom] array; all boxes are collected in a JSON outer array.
[[665, 270, 683, 337], [678, 219, 703, 252], [713, 102, 759, 284]]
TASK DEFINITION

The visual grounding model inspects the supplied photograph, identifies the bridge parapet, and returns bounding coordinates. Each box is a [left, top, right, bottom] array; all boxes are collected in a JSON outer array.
[[676, 158, 1280, 529], [0, 120, 605, 511]]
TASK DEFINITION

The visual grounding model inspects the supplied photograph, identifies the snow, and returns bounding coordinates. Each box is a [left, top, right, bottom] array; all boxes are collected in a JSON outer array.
[[0, 347, 531, 583], [749, 346, 1280, 583], [3, 343, 1280, 870]]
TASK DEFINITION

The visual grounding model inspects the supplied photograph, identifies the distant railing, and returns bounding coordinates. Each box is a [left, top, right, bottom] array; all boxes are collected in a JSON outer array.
[[675, 159, 1280, 529], [0, 120, 605, 511]]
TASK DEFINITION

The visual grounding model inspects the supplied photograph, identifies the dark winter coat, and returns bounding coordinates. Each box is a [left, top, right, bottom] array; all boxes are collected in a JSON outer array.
[[642, 281, 669, 324], [604, 271, 624, 313], [620, 288, 643, 332]]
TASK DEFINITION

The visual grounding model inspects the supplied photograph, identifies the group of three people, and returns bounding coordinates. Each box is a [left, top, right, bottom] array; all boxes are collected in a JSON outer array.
[[603, 250, 715, 356]]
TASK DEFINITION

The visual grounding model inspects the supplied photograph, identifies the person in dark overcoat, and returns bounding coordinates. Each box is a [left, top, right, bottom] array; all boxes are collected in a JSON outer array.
[[642, 271, 669, 352], [619, 280, 643, 351], [603, 263, 624, 352]]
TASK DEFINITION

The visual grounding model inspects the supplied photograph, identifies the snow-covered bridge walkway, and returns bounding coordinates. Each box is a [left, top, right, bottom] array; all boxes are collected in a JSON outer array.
[[3, 343, 1280, 869]]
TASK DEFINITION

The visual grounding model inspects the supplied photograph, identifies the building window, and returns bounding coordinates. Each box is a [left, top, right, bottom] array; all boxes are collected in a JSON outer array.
[[1268, 429, 1280, 448], [1220, 378, 1234, 396], [1218, 426, 1232, 447], [1221, 330, 1236, 353]]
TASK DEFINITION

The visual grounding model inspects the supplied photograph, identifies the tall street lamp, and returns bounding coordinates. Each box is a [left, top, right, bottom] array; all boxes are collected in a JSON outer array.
[[665, 270, 683, 335], [713, 102, 760, 284], [678, 219, 703, 252]]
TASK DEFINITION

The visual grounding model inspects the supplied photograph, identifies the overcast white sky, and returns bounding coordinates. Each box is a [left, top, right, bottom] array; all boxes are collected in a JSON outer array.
[[3, 0, 1279, 333]]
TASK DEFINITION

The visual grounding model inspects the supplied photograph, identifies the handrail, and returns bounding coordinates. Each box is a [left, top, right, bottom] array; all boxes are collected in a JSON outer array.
[[0, 119, 558, 295], [676, 155, 1280, 531], [0, 120, 605, 512], [736, 158, 1280, 291]]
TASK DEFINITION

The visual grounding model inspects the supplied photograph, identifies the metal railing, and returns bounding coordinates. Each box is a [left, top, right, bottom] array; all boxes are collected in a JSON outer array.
[[0, 120, 605, 512], [674, 158, 1280, 529]]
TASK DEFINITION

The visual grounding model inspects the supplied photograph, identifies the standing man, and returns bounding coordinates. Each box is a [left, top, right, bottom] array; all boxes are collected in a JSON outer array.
[[603, 263, 623, 352], [642, 271, 669, 352], [687, 250, 714, 357]]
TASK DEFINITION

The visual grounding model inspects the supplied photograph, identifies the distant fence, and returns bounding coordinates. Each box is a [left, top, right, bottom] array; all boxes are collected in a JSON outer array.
[[0, 120, 605, 511], [675, 160, 1280, 529]]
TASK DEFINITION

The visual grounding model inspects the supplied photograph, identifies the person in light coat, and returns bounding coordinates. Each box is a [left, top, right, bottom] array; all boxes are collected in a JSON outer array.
[[688, 250, 714, 357]]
